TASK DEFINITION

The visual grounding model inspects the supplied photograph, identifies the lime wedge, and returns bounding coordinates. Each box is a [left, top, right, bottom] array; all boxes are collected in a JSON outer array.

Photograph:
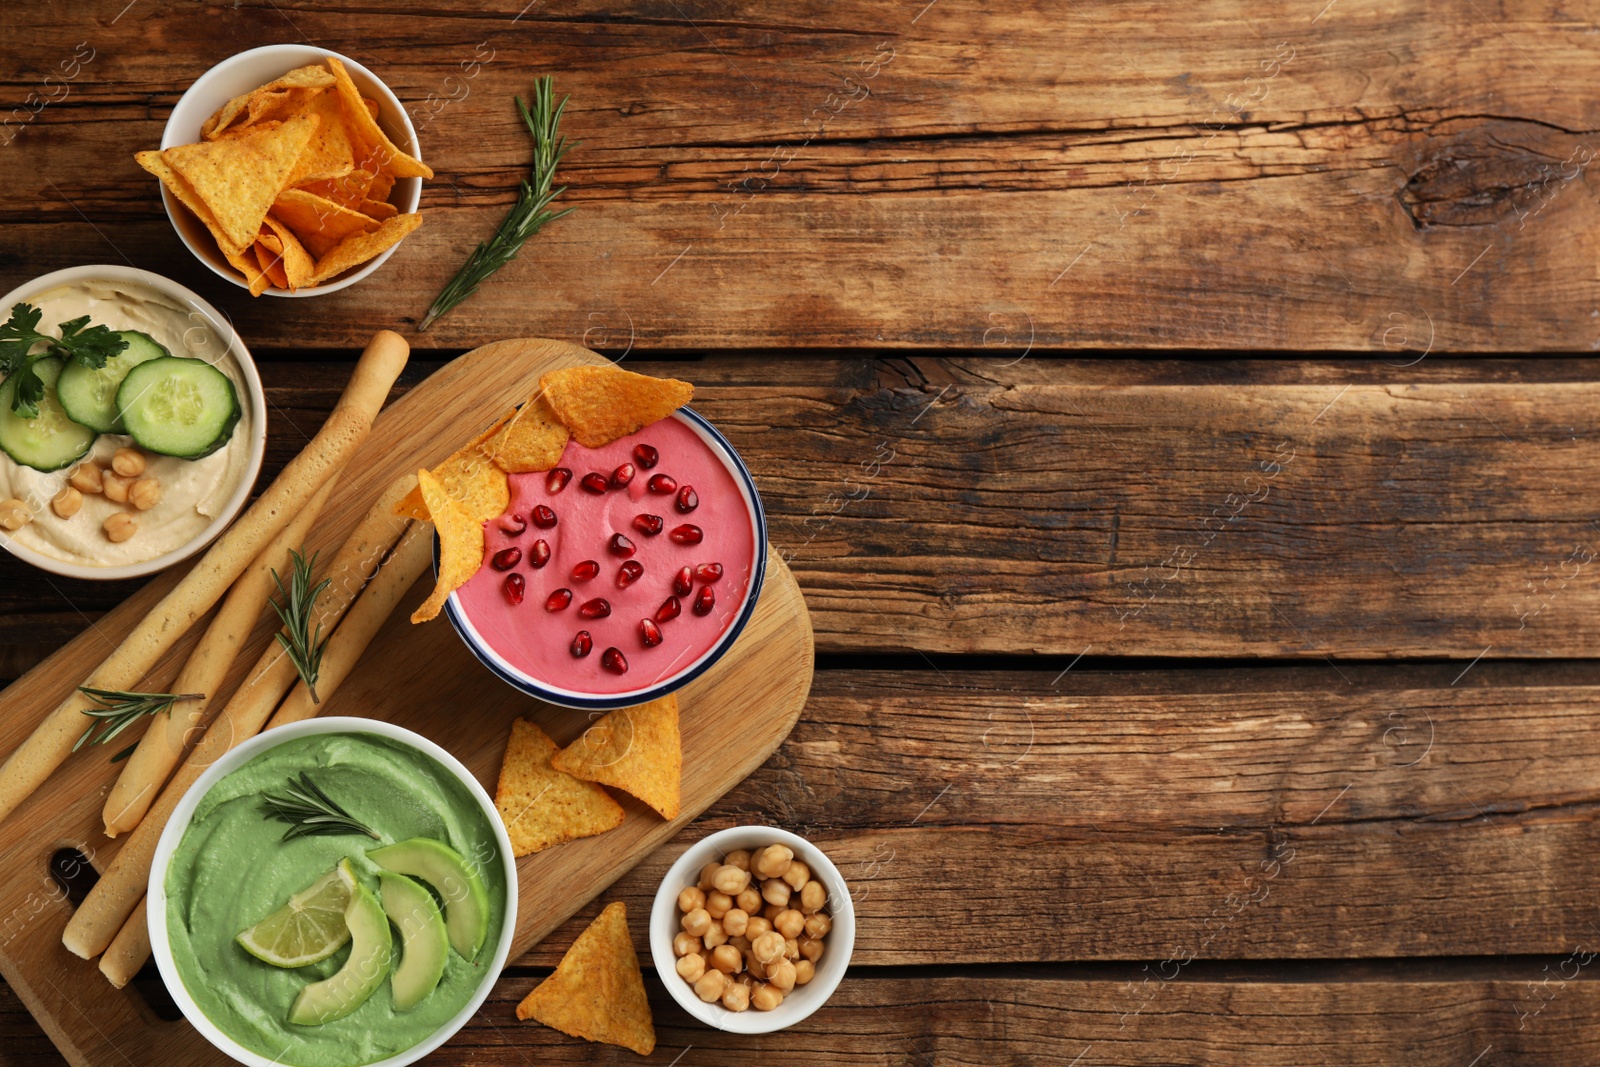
[[236, 859, 357, 968]]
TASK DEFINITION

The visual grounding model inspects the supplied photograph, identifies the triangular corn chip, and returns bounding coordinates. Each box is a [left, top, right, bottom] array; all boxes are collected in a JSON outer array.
[[494, 720, 624, 856], [553, 694, 681, 819], [201, 65, 336, 139], [252, 238, 287, 294], [411, 468, 483, 624], [394, 409, 516, 521], [162, 110, 317, 255], [135, 149, 236, 257], [490, 393, 570, 474], [539, 365, 694, 449], [359, 198, 398, 220], [260, 214, 316, 291], [308, 211, 421, 285], [515, 902, 654, 1056], [271, 187, 379, 259], [324, 56, 432, 178], [287, 92, 356, 186]]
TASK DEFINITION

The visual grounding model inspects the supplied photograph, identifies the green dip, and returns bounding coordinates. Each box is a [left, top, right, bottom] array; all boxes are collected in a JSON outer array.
[[164, 732, 508, 1067]]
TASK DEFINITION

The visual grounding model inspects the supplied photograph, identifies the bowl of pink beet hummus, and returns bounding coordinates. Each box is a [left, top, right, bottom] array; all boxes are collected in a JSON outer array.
[[442, 407, 767, 710]]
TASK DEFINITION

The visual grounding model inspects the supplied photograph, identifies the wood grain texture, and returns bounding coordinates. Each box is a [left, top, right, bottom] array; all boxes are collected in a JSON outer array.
[[11, 357, 1600, 663], [2, 2, 1597, 349]]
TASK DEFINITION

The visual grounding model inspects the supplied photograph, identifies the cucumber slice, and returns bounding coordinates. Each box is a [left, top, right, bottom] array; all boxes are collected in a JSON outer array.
[[57, 331, 170, 434], [116, 356, 240, 459], [0, 358, 98, 472]]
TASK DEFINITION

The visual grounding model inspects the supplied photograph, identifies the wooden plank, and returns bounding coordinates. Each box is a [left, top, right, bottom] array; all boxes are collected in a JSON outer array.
[[2, 2, 1597, 349], [10, 358, 1600, 662]]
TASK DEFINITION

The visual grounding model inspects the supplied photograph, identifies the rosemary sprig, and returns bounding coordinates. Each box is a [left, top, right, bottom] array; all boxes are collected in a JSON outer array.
[[73, 687, 204, 754], [419, 76, 578, 330], [270, 549, 331, 704], [261, 773, 380, 841]]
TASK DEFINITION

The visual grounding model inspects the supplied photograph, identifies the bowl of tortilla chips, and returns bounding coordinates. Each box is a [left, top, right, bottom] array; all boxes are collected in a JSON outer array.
[[140, 45, 429, 298]]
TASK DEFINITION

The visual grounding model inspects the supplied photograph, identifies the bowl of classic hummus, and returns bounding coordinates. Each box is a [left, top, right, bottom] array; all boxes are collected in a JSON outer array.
[[148, 717, 518, 1067], [0, 265, 265, 580]]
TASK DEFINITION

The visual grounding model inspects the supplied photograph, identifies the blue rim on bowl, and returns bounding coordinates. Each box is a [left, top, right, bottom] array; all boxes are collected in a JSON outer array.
[[440, 406, 768, 711]]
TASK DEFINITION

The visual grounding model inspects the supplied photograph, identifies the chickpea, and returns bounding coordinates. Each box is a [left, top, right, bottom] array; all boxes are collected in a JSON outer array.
[[751, 982, 783, 1011], [103, 513, 137, 543], [675, 953, 706, 981], [800, 879, 827, 914], [101, 471, 131, 503], [698, 861, 721, 891], [746, 954, 769, 981], [762, 878, 792, 908], [799, 936, 825, 963], [111, 447, 145, 477], [733, 971, 754, 988], [736, 887, 762, 914], [702, 920, 728, 949], [706, 890, 732, 919], [775, 909, 805, 940], [51, 486, 83, 519], [722, 909, 749, 938], [129, 477, 161, 511], [68, 462, 103, 495], [721, 982, 750, 1012], [755, 844, 794, 879], [677, 886, 706, 914], [752, 931, 786, 965], [680, 907, 712, 938], [745, 916, 772, 940], [782, 860, 811, 892], [673, 932, 701, 958], [711, 944, 744, 974], [785, 937, 800, 960], [0, 498, 30, 531], [693, 969, 728, 1003], [804, 912, 832, 940], [762, 902, 784, 922], [729, 935, 753, 955], [712, 864, 750, 895], [768, 958, 797, 993], [794, 959, 816, 986], [726, 848, 752, 872]]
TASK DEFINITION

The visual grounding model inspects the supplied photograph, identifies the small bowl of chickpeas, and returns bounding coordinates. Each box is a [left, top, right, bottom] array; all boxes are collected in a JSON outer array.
[[649, 826, 854, 1034]]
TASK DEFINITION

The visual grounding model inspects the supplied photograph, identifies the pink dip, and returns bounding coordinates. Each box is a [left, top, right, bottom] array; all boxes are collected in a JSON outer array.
[[453, 416, 757, 696]]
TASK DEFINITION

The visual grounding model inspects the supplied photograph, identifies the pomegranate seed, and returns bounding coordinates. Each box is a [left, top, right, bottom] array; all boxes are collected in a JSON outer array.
[[648, 473, 677, 494], [491, 547, 522, 571], [694, 585, 716, 616], [503, 573, 525, 605], [571, 630, 592, 658], [498, 513, 526, 535], [611, 462, 636, 489], [696, 562, 724, 583], [640, 619, 663, 647], [580, 597, 612, 619], [676, 485, 698, 513], [546, 467, 572, 494], [581, 472, 610, 494], [656, 596, 682, 623], [530, 539, 551, 569], [618, 560, 644, 587], [608, 533, 636, 557], [634, 443, 659, 469], [546, 588, 573, 612], [601, 647, 628, 674], [531, 505, 558, 529], [673, 566, 694, 597], [572, 559, 600, 582], [633, 513, 664, 536], [670, 524, 703, 545]]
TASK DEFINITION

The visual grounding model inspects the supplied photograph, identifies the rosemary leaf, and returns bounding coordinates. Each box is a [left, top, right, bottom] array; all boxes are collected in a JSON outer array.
[[261, 773, 380, 841], [270, 549, 332, 704], [73, 687, 204, 756]]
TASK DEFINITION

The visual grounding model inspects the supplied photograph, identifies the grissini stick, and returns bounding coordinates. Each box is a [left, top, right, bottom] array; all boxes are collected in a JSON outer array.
[[0, 330, 408, 828], [97, 898, 147, 990], [62, 473, 417, 961], [102, 477, 338, 837]]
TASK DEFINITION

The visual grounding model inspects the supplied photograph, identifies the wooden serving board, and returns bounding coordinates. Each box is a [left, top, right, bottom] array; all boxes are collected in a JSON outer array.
[[0, 339, 814, 1067]]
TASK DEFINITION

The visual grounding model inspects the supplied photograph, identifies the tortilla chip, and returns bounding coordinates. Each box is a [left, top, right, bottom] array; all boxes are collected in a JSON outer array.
[[410, 469, 484, 624], [286, 92, 356, 187], [308, 212, 421, 285], [494, 720, 625, 856], [553, 694, 681, 820], [135, 149, 235, 252], [490, 394, 569, 473], [296, 166, 375, 210], [252, 238, 287, 294], [260, 214, 316, 290], [163, 110, 318, 255], [325, 56, 432, 178], [516, 901, 654, 1055], [359, 198, 398, 220], [539, 366, 695, 449], [367, 168, 396, 204], [271, 187, 379, 258], [395, 409, 516, 521], [363, 96, 380, 120], [224, 246, 268, 295], [200, 64, 337, 139]]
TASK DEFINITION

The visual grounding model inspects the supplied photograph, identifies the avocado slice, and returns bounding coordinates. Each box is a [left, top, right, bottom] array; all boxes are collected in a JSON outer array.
[[367, 838, 490, 961], [379, 872, 449, 1011], [287, 881, 392, 1026]]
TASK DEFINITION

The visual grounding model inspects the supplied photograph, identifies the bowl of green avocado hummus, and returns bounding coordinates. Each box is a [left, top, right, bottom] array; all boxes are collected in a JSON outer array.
[[148, 718, 517, 1067]]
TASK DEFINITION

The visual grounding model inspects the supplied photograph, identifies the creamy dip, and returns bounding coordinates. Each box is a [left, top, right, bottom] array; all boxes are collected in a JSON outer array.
[[0, 280, 254, 567]]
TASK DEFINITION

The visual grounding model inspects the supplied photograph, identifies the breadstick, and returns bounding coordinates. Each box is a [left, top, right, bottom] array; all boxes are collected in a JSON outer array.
[[103, 478, 338, 837], [62, 473, 418, 961], [0, 331, 408, 828], [268, 521, 433, 728], [98, 898, 147, 989]]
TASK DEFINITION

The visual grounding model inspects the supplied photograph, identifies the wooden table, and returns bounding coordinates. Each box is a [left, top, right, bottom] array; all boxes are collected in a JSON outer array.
[[3, 2, 1597, 1063]]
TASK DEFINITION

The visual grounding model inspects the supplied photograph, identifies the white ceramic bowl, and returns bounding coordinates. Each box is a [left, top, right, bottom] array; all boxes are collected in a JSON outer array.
[[147, 717, 519, 1067], [649, 826, 855, 1034], [0, 265, 267, 581], [158, 44, 424, 297]]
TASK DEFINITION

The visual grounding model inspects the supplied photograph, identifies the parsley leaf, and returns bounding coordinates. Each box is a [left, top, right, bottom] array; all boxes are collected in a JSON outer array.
[[0, 303, 128, 418]]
